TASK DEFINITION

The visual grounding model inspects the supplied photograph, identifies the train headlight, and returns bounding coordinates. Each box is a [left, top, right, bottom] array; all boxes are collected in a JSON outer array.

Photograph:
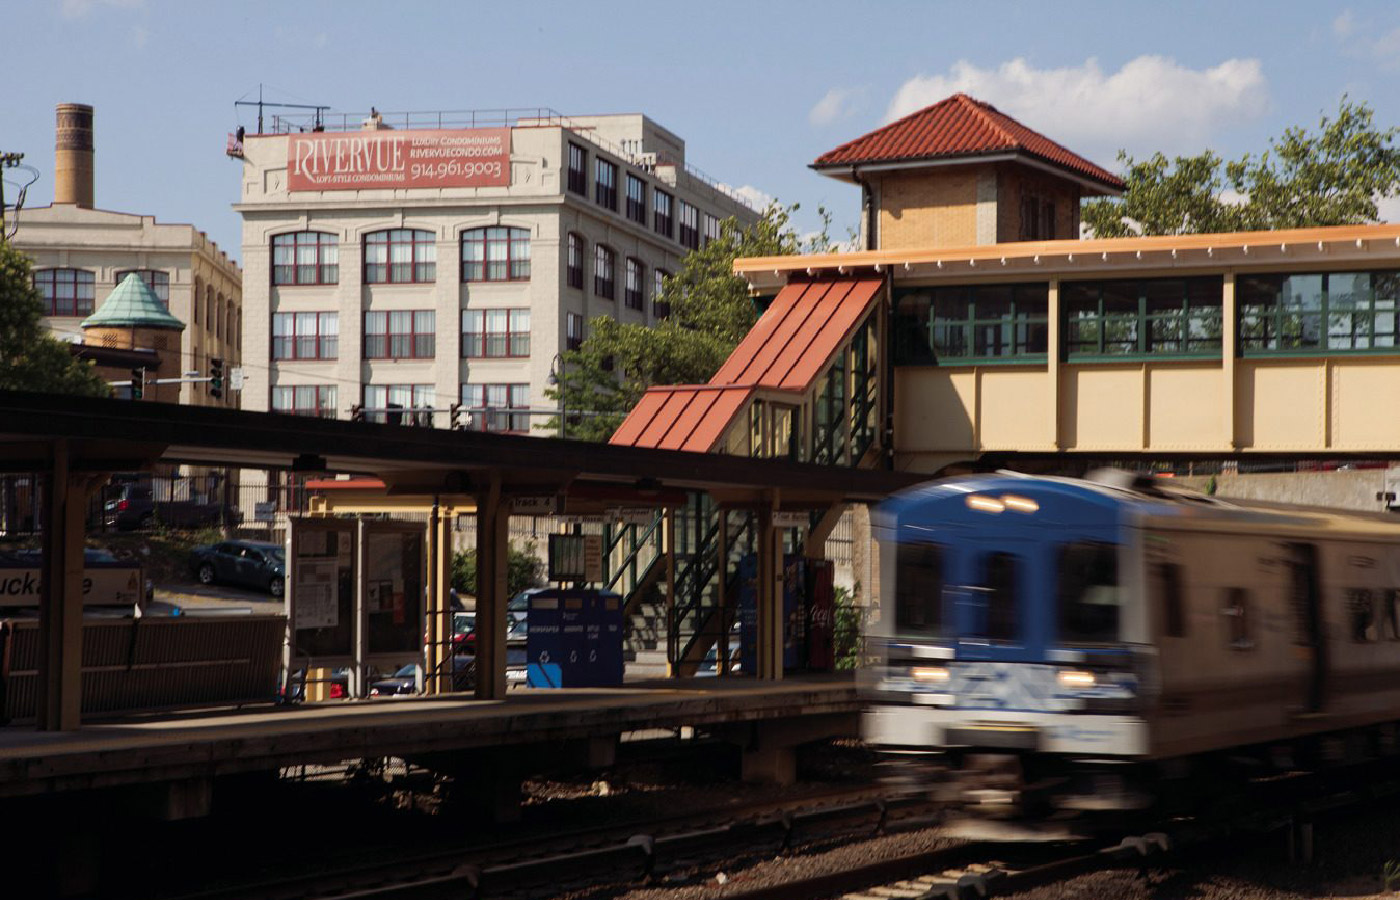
[[911, 666, 950, 684], [1057, 669, 1096, 688]]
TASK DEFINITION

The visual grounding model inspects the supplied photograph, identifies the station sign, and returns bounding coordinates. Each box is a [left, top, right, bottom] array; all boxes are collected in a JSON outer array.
[[609, 507, 656, 525], [287, 127, 511, 192], [512, 495, 559, 516], [772, 511, 810, 529]]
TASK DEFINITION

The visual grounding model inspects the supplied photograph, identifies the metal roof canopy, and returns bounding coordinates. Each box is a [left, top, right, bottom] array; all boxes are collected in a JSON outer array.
[[0, 390, 925, 507]]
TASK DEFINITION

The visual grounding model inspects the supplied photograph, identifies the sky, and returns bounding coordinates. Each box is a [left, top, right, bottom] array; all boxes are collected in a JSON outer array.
[[7, 0, 1400, 262]]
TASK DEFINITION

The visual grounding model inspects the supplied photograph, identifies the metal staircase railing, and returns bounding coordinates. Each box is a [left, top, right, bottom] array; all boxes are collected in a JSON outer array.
[[669, 506, 755, 669]]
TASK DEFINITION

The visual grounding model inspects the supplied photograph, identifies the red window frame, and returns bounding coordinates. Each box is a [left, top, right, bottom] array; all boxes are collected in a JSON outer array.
[[364, 229, 436, 284], [33, 268, 95, 317], [271, 384, 338, 418], [272, 311, 339, 360], [363, 310, 436, 359], [461, 308, 531, 358], [114, 269, 171, 306], [272, 232, 339, 286], [461, 226, 531, 282], [461, 383, 531, 433]]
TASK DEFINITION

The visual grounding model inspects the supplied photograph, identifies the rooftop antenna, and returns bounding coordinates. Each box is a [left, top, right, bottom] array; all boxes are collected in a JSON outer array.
[[234, 84, 328, 135]]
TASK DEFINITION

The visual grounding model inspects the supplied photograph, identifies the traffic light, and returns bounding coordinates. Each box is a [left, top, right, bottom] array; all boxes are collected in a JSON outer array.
[[350, 404, 365, 423], [449, 402, 464, 430], [129, 368, 144, 400], [208, 358, 224, 400]]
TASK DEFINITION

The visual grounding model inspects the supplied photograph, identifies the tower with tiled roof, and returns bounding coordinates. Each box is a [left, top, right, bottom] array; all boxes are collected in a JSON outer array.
[[812, 93, 1124, 250], [81, 273, 187, 402]]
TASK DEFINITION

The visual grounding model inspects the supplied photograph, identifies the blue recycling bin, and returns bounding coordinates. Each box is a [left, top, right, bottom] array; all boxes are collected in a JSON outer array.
[[527, 589, 624, 687]]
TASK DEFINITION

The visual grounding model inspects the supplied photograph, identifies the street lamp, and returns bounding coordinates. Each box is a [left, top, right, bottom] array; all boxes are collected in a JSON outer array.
[[547, 352, 566, 439]]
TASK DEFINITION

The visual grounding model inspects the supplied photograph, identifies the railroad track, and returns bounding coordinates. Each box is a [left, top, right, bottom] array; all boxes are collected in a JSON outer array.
[[166, 784, 940, 900]]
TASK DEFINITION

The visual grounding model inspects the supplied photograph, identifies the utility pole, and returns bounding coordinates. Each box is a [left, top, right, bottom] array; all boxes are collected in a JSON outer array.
[[0, 152, 25, 236]]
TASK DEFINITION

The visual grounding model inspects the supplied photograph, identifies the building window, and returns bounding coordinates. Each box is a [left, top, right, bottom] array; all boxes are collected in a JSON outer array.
[[364, 384, 434, 425], [193, 277, 202, 324], [702, 213, 721, 246], [893, 284, 1049, 365], [272, 312, 338, 360], [461, 308, 530, 358], [462, 383, 530, 433], [626, 174, 647, 224], [114, 269, 170, 306], [567, 142, 587, 195], [216, 293, 224, 339], [1239, 270, 1400, 353], [653, 190, 674, 238], [205, 286, 214, 331], [364, 229, 436, 284], [594, 158, 618, 211], [566, 233, 585, 289], [594, 245, 616, 299], [271, 385, 337, 418], [1063, 277, 1223, 358], [625, 258, 645, 311], [364, 310, 435, 359], [566, 312, 585, 351], [653, 269, 671, 319], [678, 200, 700, 250], [1018, 195, 1057, 241], [271, 232, 339, 285], [33, 268, 95, 317], [461, 226, 530, 282]]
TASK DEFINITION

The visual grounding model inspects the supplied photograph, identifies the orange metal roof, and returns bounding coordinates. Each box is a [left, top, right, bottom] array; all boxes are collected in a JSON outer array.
[[711, 278, 882, 389], [812, 93, 1123, 192], [611, 277, 883, 451], [610, 385, 755, 452]]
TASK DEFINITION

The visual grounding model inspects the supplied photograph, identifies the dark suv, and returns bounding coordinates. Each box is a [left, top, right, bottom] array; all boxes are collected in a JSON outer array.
[[104, 483, 232, 531]]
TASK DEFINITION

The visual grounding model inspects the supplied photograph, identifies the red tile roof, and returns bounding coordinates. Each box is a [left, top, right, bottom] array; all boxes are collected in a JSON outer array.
[[812, 93, 1123, 192], [610, 277, 883, 451]]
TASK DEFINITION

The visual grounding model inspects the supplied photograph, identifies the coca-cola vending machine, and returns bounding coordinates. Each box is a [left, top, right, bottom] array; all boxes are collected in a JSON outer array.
[[806, 559, 835, 671]]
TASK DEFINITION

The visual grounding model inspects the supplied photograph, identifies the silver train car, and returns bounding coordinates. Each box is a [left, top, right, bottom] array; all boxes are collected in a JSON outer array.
[[860, 471, 1400, 828]]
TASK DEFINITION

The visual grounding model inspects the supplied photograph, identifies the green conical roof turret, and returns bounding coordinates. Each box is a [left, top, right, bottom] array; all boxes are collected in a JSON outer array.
[[82, 273, 184, 330]]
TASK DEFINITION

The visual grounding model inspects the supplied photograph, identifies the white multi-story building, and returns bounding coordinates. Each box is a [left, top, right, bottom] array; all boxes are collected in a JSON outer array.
[[231, 108, 761, 432]]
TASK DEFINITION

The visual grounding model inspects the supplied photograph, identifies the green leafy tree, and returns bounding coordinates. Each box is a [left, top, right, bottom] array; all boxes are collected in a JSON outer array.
[[1083, 97, 1400, 237], [451, 541, 544, 599], [0, 238, 110, 396], [547, 203, 832, 442]]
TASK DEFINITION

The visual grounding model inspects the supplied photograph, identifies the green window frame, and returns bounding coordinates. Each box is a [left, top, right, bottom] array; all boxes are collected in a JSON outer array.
[[1238, 270, 1400, 354], [1063, 276, 1222, 359], [893, 283, 1048, 365]]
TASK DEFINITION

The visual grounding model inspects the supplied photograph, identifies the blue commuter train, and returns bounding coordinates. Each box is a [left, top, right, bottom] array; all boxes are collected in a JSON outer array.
[[861, 470, 1400, 832]]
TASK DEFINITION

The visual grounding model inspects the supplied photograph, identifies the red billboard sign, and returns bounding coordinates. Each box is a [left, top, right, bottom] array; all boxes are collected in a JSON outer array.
[[287, 128, 511, 192]]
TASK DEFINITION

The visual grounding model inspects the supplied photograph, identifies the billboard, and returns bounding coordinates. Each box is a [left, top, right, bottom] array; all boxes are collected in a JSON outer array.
[[287, 128, 510, 191]]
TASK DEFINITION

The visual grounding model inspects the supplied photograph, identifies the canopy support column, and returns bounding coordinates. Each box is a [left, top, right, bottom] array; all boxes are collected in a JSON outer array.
[[37, 440, 89, 731], [474, 476, 509, 700]]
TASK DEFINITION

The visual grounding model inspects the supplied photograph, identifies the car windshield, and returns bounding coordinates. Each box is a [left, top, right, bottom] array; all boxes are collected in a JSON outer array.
[[393, 664, 419, 678], [265, 548, 285, 564]]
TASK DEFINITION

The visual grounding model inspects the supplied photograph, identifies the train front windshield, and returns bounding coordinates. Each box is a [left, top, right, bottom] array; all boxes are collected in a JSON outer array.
[[891, 538, 1123, 651]]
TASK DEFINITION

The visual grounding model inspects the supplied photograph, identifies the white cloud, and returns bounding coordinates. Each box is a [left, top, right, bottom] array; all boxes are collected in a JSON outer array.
[[809, 87, 863, 127], [885, 56, 1270, 158], [60, 0, 144, 19], [1333, 9, 1356, 39], [730, 184, 776, 211]]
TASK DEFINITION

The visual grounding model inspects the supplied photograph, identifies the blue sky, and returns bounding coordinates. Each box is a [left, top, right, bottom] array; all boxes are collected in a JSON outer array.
[[8, 0, 1400, 261]]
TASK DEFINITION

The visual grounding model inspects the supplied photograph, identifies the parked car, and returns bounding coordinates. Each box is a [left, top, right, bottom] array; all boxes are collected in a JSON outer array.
[[369, 657, 476, 696], [104, 482, 234, 531], [190, 540, 285, 597], [280, 667, 350, 702]]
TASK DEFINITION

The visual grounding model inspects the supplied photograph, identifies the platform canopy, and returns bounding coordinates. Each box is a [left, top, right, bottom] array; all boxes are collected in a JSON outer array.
[[0, 390, 923, 509]]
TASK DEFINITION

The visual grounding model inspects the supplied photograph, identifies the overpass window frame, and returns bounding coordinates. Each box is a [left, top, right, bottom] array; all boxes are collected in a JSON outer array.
[[893, 283, 1049, 365], [1238, 270, 1400, 354], [1062, 276, 1223, 360]]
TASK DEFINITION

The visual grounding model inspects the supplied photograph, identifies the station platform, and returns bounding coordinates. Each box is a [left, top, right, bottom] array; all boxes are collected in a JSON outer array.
[[0, 674, 860, 804]]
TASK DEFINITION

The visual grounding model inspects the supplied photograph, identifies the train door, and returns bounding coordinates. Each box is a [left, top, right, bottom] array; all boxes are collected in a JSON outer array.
[[948, 542, 1044, 661], [1287, 542, 1327, 713]]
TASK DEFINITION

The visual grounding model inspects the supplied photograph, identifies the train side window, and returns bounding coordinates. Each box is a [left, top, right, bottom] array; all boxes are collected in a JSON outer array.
[[1057, 542, 1119, 643], [1222, 587, 1254, 650], [984, 552, 1018, 642], [1155, 562, 1186, 637], [895, 541, 943, 635], [1347, 588, 1377, 642]]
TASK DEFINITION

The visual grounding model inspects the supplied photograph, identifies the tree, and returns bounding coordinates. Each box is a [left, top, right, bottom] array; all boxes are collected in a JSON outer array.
[[0, 238, 110, 396], [451, 541, 544, 599], [548, 203, 831, 442], [1083, 97, 1400, 237]]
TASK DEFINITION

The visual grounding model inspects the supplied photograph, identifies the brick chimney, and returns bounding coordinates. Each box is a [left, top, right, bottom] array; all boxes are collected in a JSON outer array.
[[54, 103, 94, 208]]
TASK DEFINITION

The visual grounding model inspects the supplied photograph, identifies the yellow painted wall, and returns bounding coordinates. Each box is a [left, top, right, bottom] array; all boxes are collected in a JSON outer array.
[[979, 368, 1055, 450], [876, 168, 982, 250], [1236, 360, 1326, 450]]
